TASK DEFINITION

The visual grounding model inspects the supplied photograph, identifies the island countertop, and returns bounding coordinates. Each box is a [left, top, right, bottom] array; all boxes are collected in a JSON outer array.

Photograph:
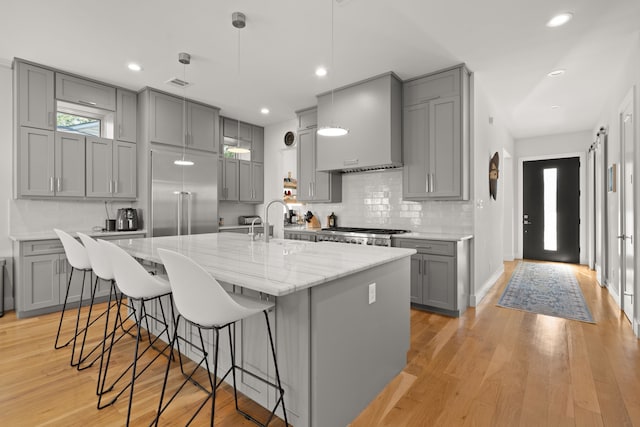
[[113, 232, 415, 297]]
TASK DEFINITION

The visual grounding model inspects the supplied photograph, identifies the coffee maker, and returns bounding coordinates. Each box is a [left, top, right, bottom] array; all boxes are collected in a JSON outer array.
[[116, 208, 139, 231]]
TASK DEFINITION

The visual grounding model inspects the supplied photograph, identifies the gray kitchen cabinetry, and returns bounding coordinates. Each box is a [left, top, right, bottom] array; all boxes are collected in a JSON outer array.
[[115, 89, 137, 143], [18, 129, 85, 198], [221, 117, 262, 161], [218, 158, 239, 201], [296, 109, 341, 203], [251, 125, 264, 163], [239, 160, 264, 203], [13, 233, 145, 318], [144, 89, 219, 153], [16, 62, 55, 130], [56, 73, 116, 111], [284, 229, 317, 241], [86, 137, 136, 199], [394, 238, 469, 317], [402, 65, 470, 201]]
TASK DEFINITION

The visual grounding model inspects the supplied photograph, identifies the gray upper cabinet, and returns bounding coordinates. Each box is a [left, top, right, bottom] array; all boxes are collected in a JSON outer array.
[[146, 89, 218, 153], [402, 65, 470, 201], [18, 129, 85, 198], [297, 107, 317, 131], [16, 62, 55, 130], [296, 110, 341, 203], [252, 125, 264, 163], [239, 160, 263, 203], [115, 89, 137, 143], [219, 158, 239, 201], [56, 73, 116, 111], [86, 137, 136, 199]]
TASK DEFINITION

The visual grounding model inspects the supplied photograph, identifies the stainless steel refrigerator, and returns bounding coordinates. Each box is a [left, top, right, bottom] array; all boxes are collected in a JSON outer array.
[[151, 148, 218, 237]]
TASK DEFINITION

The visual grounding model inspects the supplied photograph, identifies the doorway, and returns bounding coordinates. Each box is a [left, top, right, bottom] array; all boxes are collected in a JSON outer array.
[[523, 157, 580, 263]]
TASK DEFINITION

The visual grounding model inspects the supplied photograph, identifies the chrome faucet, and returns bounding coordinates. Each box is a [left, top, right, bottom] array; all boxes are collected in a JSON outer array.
[[248, 216, 262, 241], [263, 199, 287, 243]]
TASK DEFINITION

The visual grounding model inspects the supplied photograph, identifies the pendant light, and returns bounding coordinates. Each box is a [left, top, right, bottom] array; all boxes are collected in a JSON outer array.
[[227, 12, 251, 155], [317, 0, 348, 137], [174, 52, 194, 166]]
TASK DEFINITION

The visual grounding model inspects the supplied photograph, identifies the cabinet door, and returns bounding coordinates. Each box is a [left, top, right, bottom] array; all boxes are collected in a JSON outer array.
[[22, 254, 60, 311], [402, 103, 430, 198], [252, 126, 264, 162], [60, 255, 93, 304], [148, 91, 184, 146], [17, 62, 55, 130], [187, 102, 217, 152], [217, 157, 225, 200], [223, 158, 239, 201], [429, 96, 461, 198], [252, 162, 264, 203], [239, 121, 252, 142], [423, 254, 455, 310], [409, 254, 424, 304], [55, 132, 85, 197], [222, 117, 238, 139], [296, 129, 315, 202], [239, 160, 253, 202], [19, 127, 55, 197], [403, 67, 460, 107], [116, 89, 137, 143], [56, 73, 116, 111], [113, 141, 137, 199], [86, 137, 113, 198], [297, 108, 317, 130]]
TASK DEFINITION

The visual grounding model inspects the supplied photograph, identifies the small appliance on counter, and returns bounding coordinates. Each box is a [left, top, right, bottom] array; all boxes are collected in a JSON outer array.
[[238, 215, 262, 225], [304, 211, 321, 229], [116, 208, 139, 231]]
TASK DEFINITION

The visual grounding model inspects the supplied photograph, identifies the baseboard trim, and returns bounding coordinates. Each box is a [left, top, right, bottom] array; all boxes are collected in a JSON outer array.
[[470, 265, 505, 307]]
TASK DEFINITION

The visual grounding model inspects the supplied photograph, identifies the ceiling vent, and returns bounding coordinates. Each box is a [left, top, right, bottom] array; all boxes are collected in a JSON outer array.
[[165, 77, 192, 88]]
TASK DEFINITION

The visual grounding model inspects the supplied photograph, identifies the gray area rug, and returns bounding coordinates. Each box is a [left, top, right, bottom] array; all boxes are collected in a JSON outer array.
[[497, 262, 595, 323]]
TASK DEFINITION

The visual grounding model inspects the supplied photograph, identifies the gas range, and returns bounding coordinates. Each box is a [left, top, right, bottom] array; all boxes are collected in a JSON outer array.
[[315, 227, 409, 247]]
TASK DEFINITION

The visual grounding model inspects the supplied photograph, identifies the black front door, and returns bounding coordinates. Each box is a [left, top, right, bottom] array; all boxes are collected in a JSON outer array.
[[523, 157, 580, 263]]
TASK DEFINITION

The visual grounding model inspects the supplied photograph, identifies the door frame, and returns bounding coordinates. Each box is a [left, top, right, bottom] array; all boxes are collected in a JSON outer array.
[[517, 152, 586, 263]]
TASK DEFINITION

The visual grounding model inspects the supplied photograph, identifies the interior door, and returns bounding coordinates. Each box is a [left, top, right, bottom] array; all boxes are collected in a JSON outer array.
[[620, 94, 635, 323], [523, 157, 580, 263]]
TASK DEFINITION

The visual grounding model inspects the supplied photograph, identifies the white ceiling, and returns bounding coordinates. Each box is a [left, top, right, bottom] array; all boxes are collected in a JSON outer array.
[[2, 0, 639, 139]]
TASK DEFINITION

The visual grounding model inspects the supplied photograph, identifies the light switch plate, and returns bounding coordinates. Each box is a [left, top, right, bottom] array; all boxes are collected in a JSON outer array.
[[369, 283, 376, 304]]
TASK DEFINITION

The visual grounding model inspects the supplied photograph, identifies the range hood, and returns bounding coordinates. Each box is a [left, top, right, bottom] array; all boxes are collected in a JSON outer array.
[[315, 72, 402, 172]]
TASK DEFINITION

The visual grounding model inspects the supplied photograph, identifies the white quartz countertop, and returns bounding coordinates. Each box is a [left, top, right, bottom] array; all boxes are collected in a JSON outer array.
[[10, 229, 147, 242], [112, 233, 415, 297], [393, 232, 473, 242]]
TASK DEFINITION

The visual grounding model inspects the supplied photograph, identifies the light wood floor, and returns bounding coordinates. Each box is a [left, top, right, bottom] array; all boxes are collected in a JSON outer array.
[[1, 261, 639, 426]]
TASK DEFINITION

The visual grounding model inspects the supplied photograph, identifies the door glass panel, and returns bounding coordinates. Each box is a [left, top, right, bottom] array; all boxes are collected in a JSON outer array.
[[544, 168, 557, 251]]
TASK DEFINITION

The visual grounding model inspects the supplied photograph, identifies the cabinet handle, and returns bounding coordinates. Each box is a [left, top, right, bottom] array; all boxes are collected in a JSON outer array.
[[426, 174, 430, 193], [78, 100, 97, 106], [344, 159, 359, 166], [50, 177, 55, 193], [430, 174, 435, 193], [114, 180, 118, 194], [56, 177, 61, 192], [308, 183, 312, 197], [109, 180, 113, 194], [418, 258, 421, 275]]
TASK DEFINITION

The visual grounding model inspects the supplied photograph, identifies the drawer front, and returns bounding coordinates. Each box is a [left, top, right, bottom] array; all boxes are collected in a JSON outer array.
[[395, 239, 455, 256], [22, 239, 64, 256]]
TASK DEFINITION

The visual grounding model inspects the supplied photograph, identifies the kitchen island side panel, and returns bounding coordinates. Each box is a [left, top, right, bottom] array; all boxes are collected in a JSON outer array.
[[311, 257, 410, 427]]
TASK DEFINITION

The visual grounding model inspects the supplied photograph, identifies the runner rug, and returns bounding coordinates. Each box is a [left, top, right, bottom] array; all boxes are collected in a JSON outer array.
[[497, 261, 595, 323]]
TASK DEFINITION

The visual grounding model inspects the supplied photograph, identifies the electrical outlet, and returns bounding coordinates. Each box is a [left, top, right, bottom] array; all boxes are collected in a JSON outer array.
[[369, 283, 376, 304]]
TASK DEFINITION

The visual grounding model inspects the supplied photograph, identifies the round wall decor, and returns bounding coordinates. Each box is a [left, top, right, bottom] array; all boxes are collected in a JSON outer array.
[[284, 131, 295, 146]]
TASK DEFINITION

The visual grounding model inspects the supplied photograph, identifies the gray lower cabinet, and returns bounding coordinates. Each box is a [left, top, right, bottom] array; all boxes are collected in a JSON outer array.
[[218, 158, 239, 201], [394, 237, 469, 316], [402, 65, 470, 201], [16, 62, 55, 130], [284, 229, 317, 241], [296, 119, 341, 203], [86, 137, 136, 199], [13, 233, 145, 318], [18, 128, 85, 198], [239, 160, 264, 203]]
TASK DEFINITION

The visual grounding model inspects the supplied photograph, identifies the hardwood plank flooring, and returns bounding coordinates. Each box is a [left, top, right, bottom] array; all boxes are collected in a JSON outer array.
[[1, 261, 639, 426]]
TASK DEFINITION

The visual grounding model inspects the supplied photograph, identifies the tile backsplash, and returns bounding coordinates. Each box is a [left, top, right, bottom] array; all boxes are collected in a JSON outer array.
[[9, 199, 137, 234], [302, 169, 473, 233]]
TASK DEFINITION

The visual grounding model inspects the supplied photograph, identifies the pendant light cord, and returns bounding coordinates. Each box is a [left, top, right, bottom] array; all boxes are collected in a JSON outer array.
[[330, 0, 335, 123]]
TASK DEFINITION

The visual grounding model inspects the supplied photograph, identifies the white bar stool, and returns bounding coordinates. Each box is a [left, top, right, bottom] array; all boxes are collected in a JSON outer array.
[[53, 228, 93, 368], [155, 248, 288, 427], [99, 240, 175, 426]]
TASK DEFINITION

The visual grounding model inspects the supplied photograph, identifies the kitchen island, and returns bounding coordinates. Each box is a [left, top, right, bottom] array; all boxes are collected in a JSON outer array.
[[113, 232, 415, 427]]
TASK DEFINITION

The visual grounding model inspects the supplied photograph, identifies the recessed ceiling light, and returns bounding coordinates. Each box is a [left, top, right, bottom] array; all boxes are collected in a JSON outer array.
[[547, 69, 565, 77], [546, 12, 573, 27], [315, 67, 327, 77], [127, 63, 142, 72], [261, 108, 270, 114], [551, 105, 561, 109]]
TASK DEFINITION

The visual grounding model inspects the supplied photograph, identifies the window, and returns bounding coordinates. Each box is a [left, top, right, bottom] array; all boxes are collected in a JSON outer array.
[[55, 100, 114, 138], [56, 112, 101, 136], [543, 168, 558, 251]]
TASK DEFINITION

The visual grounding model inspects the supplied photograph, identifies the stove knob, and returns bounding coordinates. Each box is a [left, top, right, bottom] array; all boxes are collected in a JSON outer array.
[[366, 240, 373, 245]]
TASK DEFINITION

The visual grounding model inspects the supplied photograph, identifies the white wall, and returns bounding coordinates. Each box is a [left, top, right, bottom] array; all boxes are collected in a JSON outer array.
[[471, 75, 515, 305], [514, 130, 591, 265]]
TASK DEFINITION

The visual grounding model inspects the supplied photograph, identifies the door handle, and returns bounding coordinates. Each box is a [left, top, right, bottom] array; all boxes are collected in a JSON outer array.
[[524, 220, 532, 225]]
